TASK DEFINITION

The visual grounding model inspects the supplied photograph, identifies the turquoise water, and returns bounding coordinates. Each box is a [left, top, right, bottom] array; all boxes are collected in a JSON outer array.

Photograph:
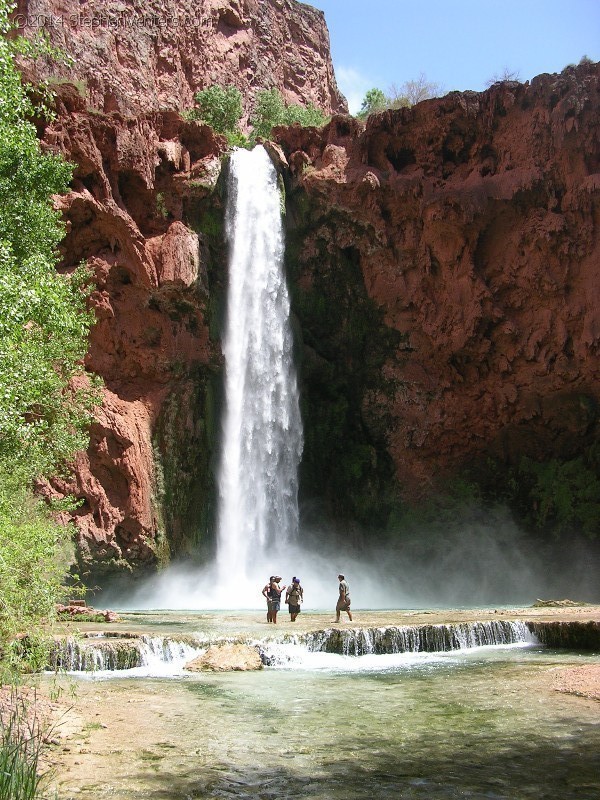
[[50, 645, 599, 800]]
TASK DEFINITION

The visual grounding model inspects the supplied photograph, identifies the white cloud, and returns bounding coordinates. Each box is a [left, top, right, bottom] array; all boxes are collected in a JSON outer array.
[[335, 65, 374, 115]]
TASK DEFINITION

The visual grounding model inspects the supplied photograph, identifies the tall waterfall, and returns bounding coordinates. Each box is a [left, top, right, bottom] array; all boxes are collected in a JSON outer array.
[[216, 146, 303, 583]]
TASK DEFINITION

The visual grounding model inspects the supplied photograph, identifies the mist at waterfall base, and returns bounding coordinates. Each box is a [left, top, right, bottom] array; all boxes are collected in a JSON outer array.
[[101, 504, 599, 611]]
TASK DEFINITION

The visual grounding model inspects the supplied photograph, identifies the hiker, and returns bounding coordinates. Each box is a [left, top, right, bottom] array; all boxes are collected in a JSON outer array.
[[335, 573, 353, 622], [285, 577, 304, 621], [262, 576, 275, 622], [267, 576, 286, 624]]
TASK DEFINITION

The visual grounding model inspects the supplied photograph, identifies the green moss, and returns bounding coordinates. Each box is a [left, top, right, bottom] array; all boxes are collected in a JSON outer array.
[[277, 173, 286, 216], [152, 372, 219, 557], [156, 192, 169, 219], [286, 214, 401, 529], [477, 449, 600, 540], [196, 208, 223, 239]]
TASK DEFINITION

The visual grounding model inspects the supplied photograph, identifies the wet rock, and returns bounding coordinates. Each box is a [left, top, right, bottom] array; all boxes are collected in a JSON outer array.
[[185, 643, 263, 672], [533, 599, 587, 607], [527, 621, 600, 651]]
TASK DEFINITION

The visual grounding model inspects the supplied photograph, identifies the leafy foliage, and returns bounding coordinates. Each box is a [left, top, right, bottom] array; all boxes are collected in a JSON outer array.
[[186, 85, 328, 144], [251, 88, 328, 139], [189, 84, 243, 135], [471, 446, 600, 542], [0, 0, 99, 665], [0, 687, 47, 799], [357, 88, 388, 119], [0, 476, 75, 659], [517, 456, 600, 539]]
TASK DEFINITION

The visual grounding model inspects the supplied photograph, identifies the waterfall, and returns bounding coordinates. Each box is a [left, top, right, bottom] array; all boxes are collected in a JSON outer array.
[[216, 146, 303, 584]]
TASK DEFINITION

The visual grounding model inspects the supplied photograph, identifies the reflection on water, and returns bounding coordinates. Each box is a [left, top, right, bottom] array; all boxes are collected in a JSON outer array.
[[51, 647, 600, 800]]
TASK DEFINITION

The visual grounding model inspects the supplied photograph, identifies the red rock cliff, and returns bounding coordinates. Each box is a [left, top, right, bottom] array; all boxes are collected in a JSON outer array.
[[276, 63, 600, 507], [39, 50, 600, 571], [38, 84, 228, 575], [16, 0, 346, 116]]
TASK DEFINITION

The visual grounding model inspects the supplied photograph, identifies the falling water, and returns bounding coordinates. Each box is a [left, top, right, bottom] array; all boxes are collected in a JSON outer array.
[[216, 146, 303, 585]]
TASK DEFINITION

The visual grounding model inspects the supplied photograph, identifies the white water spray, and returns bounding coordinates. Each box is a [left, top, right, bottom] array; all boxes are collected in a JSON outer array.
[[216, 146, 303, 584]]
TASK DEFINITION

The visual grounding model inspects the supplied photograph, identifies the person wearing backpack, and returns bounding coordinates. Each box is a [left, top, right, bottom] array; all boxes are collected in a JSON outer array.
[[285, 577, 304, 621]]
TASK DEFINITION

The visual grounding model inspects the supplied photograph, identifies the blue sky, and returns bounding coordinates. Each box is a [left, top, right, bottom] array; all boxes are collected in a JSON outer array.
[[309, 0, 600, 113]]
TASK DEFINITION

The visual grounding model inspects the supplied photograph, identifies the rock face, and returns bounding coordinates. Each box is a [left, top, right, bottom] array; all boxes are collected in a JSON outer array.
[[275, 63, 600, 525], [39, 91, 227, 576], [37, 46, 600, 570], [16, 0, 346, 117]]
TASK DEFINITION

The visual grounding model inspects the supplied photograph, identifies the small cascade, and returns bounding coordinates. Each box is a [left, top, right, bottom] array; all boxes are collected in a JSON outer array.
[[49, 634, 205, 673], [261, 620, 537, 662], [50, 636, 142, 671], [139, 636, 203, 668], [50, 621, 541, 673]]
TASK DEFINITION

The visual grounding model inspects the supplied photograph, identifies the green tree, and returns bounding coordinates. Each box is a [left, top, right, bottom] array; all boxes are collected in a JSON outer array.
[[0, 0, 99, 665], [357, 88, 388, 119], [191, 85, 243, 135], [282, 101, 328, 129], [251, 88, 328, 140], [250, 88, 287, 139]]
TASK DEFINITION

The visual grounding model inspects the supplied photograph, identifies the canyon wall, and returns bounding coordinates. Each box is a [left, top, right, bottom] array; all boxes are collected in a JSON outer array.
[[35, 42, 599, 572], [276, 62, 600, 530], [16, 0, 346, 117], [26, 0, 345, 579], [39, 86, 229, 576]]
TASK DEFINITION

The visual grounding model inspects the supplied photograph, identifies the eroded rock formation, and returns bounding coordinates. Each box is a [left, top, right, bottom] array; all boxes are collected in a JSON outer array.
[[39, 89, 226, 576], [276, 63, 600, 524], [16, 0, 346, 116]]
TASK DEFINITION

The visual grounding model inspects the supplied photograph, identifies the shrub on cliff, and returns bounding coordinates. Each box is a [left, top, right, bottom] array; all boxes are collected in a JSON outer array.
[[251, 88, 328, 139], [0, 0, 99, 670], [187, 85, 246, 146], [186, 84, 328, 144], [357, 74, 442, 119]]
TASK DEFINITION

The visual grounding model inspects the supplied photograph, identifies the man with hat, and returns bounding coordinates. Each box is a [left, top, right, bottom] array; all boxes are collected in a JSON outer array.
[[285, 577, 304, 621]]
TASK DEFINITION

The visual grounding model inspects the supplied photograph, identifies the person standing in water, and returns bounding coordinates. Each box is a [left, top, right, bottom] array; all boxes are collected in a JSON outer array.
[[285, 577, 303, 621], [267, 576, 286, 624], [335, 573, 353, 622], [262, 576, 275, 623]]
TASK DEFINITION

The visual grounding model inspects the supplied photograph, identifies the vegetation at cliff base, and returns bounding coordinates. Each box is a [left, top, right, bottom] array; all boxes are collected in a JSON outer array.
[[189, 84, 246, 146], [0, 0, 98, 673]]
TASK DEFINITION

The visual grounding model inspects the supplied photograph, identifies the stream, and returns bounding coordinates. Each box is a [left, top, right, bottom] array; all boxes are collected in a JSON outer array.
[[43, 611, 599, 800]]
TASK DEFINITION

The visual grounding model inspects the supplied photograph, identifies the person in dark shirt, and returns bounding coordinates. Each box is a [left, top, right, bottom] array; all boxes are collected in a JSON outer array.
[[262, 576, 275, 622], [264, 575, 285, 624]]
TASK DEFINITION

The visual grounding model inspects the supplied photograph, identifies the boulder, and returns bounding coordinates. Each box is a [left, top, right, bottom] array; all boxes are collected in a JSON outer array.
[[185, 644, 263, 672]]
